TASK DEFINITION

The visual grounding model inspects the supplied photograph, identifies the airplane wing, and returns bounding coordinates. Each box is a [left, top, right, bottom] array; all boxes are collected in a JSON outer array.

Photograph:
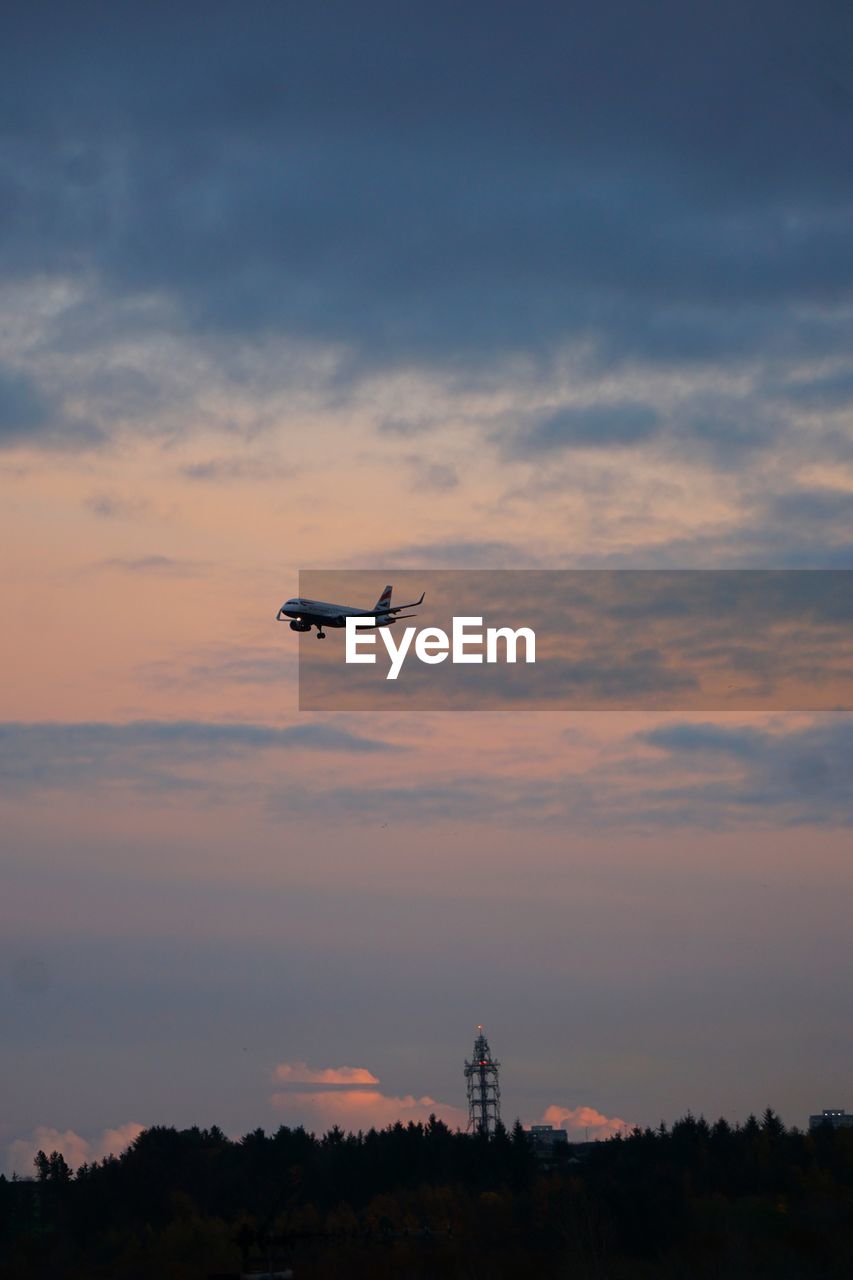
[[361, 611, 417, 627], [385, 591, 425, 613]]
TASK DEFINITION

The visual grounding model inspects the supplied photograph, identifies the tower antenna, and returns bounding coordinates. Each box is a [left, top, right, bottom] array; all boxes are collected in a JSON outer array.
[[464, 1025, 501, 1136]]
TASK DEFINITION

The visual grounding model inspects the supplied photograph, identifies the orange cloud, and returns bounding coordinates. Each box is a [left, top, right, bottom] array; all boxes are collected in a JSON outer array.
[[269, 1061, 466, 1132], [542, 1104, 631, 1140], [271, 1086, 466, 1133], [273, 1061, 380, 1086], [5, 1122, 144, 1177]]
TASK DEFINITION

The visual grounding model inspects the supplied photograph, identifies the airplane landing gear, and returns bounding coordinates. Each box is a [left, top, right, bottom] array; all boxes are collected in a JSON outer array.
[[316, 629, 326, 639]]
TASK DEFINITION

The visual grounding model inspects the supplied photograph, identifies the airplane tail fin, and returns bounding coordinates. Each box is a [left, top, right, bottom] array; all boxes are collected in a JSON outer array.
[[373, 584, 393, 614]]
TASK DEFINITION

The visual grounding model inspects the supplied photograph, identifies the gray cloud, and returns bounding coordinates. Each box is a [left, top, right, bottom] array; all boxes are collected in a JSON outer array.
[[140, 643, 298, 691], [370, 540, 541, 568], [1, 713, 851, 831], [510, 403, 660, 454], [404, 455, 458, 492], [98, 555, 205, 576], [85, 492, 149, 519], [0, 720, 400, 791], [585, 508, 853, 571], [777, 369, 853, 412], [180, 455, 292, 483], [264, 716, 853, 831], [637, 718, 853, 823], [639, 722, 767, 759], [768, 489, 853, 530], [378, 416, 438, 439], [502, 388, 815, 470], [186, 651, 292, 687]]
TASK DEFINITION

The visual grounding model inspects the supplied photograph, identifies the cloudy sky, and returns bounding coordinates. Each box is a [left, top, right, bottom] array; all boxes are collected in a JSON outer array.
[[2, 0, 853, 1173]]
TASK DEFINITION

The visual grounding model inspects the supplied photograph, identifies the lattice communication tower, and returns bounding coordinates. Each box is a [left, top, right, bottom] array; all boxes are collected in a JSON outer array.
[[464, 1025, 501, 1135]]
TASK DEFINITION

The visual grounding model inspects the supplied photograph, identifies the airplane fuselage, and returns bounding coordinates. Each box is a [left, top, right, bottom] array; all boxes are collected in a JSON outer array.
[[276, 585, 424, 638], [277, 597, 397, 631]]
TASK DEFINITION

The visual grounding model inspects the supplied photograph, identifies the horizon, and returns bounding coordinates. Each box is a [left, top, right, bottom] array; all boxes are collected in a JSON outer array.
[[5, 1099, 837, 1183]]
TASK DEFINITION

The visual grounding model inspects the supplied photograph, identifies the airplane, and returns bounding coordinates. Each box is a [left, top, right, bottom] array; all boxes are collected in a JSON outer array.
[[276, 584, 425, 638]]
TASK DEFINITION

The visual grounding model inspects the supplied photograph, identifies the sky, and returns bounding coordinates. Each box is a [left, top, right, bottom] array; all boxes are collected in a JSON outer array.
[[2, 0, 853, 1175]]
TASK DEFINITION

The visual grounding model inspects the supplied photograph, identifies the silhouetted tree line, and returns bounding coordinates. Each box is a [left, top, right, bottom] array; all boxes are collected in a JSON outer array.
[[2, 1109, 853, 1278]]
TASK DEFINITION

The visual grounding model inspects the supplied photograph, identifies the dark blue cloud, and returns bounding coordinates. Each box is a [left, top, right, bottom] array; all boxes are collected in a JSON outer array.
[[0, 366, 51, 437], [2, 0, 853, 400], [768, 489, 853, 529], [512, 403, 659, 454], [273, 717, 853, 830], [0, 363, 102, 448], [640, 723, 766, 759], [778, 369, 853, 412], [637, 718, 853, 822]]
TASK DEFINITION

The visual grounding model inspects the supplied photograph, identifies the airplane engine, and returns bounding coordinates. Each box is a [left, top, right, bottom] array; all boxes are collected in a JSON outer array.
[[290, 619, 312, 632]]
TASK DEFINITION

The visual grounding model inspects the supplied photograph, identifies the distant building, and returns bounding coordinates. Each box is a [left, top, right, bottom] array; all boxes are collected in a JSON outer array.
[[809, 1109, 853, 1131], [526, 1124, 569, 1155]]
